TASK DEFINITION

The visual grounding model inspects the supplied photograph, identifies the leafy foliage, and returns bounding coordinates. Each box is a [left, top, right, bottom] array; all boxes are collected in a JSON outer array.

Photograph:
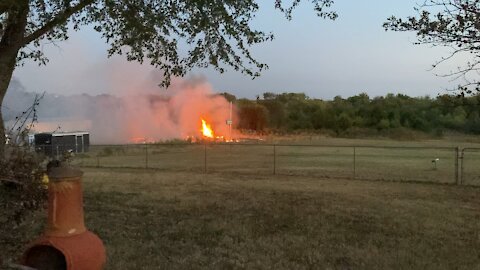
[[0, 0, 336, 86], [384, 0, 480, 95], [234, 91, 480, 136], [0, 144, 47, 263], [237, 98, 269, 131]]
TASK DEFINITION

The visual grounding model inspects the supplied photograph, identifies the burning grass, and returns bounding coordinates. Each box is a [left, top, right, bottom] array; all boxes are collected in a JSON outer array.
[[72, 168, 480, 269]]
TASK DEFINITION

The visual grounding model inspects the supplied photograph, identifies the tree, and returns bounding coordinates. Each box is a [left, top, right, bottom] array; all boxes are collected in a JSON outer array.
[[263, 92, 278, 100], [0, 0, 337, 151], [384, 0, 480, 95], [219, 92, 237, 103], [259, 97, 286, 129], [236, 99, 268, 131]]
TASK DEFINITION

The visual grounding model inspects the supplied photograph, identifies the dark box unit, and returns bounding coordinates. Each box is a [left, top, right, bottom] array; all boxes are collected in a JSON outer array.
[[35, 132, 89, 157]]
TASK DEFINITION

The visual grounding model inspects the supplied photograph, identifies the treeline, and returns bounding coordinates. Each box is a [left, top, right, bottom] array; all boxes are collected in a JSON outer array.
[[221, 92, 480, 136]]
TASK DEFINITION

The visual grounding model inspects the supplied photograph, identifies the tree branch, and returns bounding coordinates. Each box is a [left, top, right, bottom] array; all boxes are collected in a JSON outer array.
[[0, 0, 23, 16], [0, 178, 23, 186], [22, 0, 95, 46]]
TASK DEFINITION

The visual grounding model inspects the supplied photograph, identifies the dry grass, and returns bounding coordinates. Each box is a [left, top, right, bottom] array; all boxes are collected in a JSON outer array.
[[75, 140, 480, 185], [75, 168, 480, 269]]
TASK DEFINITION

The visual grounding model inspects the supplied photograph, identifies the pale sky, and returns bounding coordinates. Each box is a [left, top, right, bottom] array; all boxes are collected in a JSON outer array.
[[12, 1, 470, 99]]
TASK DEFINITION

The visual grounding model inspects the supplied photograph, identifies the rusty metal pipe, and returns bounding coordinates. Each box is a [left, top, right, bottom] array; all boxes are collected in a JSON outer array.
[[46, 166, 86, 237], [23, 162, 106, 270]]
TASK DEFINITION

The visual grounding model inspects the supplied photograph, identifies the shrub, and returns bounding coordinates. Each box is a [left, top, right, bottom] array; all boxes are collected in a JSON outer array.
[[0, 145, 48, 265]]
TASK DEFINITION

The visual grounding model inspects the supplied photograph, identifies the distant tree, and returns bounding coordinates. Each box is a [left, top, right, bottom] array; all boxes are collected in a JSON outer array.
[[277, 92, 309, 103], [335, 112, 353, 133], [282, 94, 313, 130], [263, 92, 278, 100], [238, 91, 480, 134], [0, 0, 337, 152], [259, 97, 286, 129], [376, 118, 390, 131], [237, 99, 268, 131], [310, 100, 330, 129], [219, 92, 237, 103], [442, 106, 467, 129], [331, 95, 353, 118], [347, 92, 370, 107], [384, 0, 480, 95], [465, 110, 480, 133]]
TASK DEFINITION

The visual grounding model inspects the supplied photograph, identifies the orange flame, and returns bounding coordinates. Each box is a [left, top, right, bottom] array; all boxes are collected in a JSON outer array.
[[201, 119, 214, 138]]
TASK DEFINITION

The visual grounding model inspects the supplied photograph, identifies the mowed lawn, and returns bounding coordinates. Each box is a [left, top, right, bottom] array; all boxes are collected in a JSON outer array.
[[75, 168, 480, 269]]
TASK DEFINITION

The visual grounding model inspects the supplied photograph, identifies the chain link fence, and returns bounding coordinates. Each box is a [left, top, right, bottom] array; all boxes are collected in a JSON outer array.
[[34, 143, 479, 186], [460, 148, 480, 186]]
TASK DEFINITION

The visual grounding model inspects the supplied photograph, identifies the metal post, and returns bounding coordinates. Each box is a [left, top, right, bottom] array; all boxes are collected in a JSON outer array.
[[455, 147, 459, 185], [145, 144, 149, 169], [353, 146, 356, 180], [273, 144, 276, 175]]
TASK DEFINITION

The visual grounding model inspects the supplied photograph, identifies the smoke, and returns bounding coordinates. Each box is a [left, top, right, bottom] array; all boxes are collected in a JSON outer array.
[[4, 74, 235, 144], [91, 78, 234, 144]]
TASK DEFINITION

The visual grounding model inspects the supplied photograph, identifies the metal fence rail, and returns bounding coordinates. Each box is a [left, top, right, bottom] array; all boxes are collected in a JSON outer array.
[[43, 143, 480, 186]]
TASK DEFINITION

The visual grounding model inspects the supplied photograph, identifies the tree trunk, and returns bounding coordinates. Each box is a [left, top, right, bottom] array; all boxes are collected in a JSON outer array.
[[0, 1, 29, 155], [0, 48, 19, 153]]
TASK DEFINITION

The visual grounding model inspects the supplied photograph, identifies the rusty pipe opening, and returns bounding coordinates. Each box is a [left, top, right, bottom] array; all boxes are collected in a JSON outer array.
[[24, 245, 66, 270], [22, 161, 106, 270]]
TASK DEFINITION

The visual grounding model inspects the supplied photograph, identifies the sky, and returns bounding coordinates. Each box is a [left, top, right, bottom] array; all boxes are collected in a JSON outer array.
[[12, 1, 471, 100]]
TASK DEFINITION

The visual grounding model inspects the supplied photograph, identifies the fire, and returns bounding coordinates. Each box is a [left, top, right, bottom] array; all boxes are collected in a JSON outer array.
[[129, 136, 152, 144], [201, 119, 214, 138]]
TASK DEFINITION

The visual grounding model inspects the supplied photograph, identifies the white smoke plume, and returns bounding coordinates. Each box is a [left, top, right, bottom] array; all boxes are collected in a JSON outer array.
[[4, 74, 236, 144]]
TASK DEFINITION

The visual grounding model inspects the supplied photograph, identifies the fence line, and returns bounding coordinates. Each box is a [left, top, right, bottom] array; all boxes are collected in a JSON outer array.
[[460, 147, 480, 186], [33, 143, 480, 186]]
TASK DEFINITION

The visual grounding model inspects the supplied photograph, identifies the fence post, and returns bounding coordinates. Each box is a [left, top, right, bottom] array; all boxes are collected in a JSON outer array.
[[273, 144, 276, 175], [204, 143, 207, 174], [145, 144, 149, 169], [96, 156, 100, 168], [353, 146, 356, 180], [455, 147, 459, 185]]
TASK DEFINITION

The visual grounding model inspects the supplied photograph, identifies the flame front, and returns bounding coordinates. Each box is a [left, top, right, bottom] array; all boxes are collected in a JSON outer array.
[[201, 119, 214, 138]]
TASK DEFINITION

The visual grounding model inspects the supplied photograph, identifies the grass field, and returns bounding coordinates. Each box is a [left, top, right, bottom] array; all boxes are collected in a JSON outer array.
[[72, 136, 480, 186], [6, 136, 479, 269], [75, 168, 480, 269]]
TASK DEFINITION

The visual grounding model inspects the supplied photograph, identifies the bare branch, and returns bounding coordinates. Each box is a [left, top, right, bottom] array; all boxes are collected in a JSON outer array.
[[0, 178, 23, 186], [384, 0, 480, 94]]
